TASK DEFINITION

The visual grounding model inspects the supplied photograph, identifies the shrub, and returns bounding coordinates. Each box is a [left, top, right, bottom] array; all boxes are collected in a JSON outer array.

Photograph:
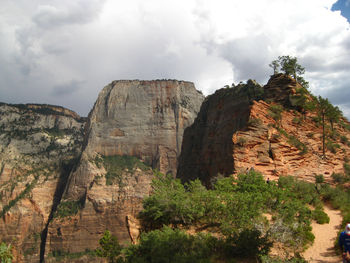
[[326, 141, 340, 154], [54, 200, 83, 218], [312, 209, 330, 224], [345, 163, 350, 175], [248, 118, 263, 127], [268, 104, 284, 124], [224, 228, 272, 258], [124, 226, 216, 263], [331, 173, 347, 184], [0, 242, 13, 263], [292, 117, 301, 124], [96, 230, 122, 263], [315, 174, 324, 184], [288, 135, 308, 155]]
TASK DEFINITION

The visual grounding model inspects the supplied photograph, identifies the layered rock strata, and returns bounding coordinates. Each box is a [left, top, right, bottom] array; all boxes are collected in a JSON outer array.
[[0, 103, 85, 262], [44, 80, 204, 261]]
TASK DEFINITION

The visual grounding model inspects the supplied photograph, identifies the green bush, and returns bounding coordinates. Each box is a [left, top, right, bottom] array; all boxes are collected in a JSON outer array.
[[326, 141, 340, 154], [288, 135, 308, 155], [315, 174, 324, 184], [124, 226, 215, 263], [248, 118, 263, 127], [224, 228, 272, 258], [96, 230, 123, 263], [331, 173, 347, 184], [268, 104, 284, 124], [292, 117, 301, 124], [344, 163, 350, 175], [54, 200, 83, 218], [0, 242, 13, 263], [312, 209, 330, 224]]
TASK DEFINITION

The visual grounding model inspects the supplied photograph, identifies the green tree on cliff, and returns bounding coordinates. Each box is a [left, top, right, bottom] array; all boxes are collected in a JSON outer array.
[[316, 96, 333, 158], [269, 59, 280, 75], [270, 56, 305, 81], [278, 55, 305, 81]]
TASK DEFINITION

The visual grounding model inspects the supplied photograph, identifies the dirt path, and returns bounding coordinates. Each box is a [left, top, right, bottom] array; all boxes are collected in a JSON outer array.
[[302, 206, 342, 263]]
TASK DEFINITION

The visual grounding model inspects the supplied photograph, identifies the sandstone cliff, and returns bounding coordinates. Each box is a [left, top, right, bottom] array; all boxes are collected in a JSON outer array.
[[44, 80, 204, 261], [0, 103, 85, 262], [178, 75, 350, 185]]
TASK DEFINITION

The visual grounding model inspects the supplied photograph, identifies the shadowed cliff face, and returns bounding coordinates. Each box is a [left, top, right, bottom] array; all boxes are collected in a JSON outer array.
[[177, 87, 252, 187], [44, 80, 204, 261]]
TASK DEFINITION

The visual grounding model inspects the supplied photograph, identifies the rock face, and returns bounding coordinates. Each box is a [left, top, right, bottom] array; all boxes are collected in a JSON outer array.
[[44, 80, 204, 261], [177, 80, 264, 187], [0, 103, 85, 262], [178, 75, 350, 185], [234, 100, 350, 182]]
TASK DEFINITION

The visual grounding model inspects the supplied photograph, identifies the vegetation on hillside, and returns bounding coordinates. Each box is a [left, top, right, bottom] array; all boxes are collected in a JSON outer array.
[[94, 170, 350, 262], [268, 56, 348, 158]]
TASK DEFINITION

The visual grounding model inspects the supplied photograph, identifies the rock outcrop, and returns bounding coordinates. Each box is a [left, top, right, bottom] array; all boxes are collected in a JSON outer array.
[[0, 103, 85, 262], [177, 80, 264, 187], [178, 75, 350, 185], [43, 80, 204, 261]]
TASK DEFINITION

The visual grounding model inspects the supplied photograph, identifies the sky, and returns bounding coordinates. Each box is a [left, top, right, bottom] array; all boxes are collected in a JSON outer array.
[[1, 0, 350, 118]]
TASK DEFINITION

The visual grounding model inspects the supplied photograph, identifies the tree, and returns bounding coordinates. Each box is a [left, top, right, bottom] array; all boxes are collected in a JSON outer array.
[[0, 242, 13, 263], [316, 96, 332, 158], [96, 230, 123, 263], [269, 60, 280, 75], [326, 104, 342, 131], [278, 56, 305, 81]]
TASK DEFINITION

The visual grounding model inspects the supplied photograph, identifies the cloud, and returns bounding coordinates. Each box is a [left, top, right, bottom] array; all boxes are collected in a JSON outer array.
[[1, 0, 350, 120], [51, 80, 83, 96], [32, 0, 105, 29]]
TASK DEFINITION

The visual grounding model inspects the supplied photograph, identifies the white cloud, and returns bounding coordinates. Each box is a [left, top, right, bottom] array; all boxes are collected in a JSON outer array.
[[0, 0, 350, 119]]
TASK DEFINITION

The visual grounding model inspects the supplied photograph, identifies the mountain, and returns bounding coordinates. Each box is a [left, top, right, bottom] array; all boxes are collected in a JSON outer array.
[[1, 75, 349, 262], [0, 80, 204, 262]]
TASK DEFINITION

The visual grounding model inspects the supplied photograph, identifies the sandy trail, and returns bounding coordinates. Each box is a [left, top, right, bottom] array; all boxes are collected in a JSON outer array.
[[302, 206, 342, 263]]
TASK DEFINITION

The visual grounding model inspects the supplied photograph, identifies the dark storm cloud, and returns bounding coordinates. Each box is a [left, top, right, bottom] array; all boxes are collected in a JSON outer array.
[[217, 35, 272, 82]]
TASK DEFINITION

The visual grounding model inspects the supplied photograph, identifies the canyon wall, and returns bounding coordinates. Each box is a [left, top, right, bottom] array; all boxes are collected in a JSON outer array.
[[44, 80, 204, 262], [0, 103, 85, 262]]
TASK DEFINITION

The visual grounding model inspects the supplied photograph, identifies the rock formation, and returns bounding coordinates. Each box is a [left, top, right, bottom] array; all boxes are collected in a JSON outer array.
[[177, 80, 264, 187], [43, 80, 204, 261], [178, 75, 350, 185], [0, 103, 85, 262]]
